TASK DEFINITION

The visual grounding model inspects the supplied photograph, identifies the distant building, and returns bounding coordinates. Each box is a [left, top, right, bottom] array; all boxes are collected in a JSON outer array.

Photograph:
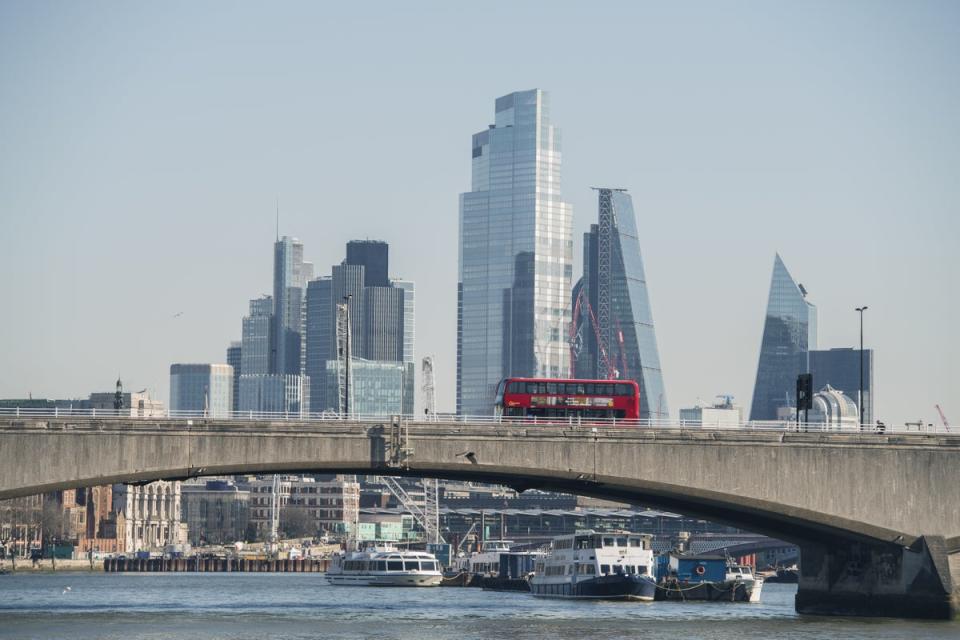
[[273, 236, 311, 376], [749, 254, 818, 421], [238, 374, 309, 416], [169, 364, 234, 418], [679, 398, 743, 428], [808, 348, 874, 425], [242, 295, 274, 377], [457, 89, 573, 415], [0, 494, 42, 557], [180, 479, 251, 546], [778, 384, 859, 429], [88, 390, 165, 417], [572, 188, 669, 420], [112, 481, 187, 552], [226, 342, 242, 413], [305, 241, 414, 415], [243, 475, 359, 539]]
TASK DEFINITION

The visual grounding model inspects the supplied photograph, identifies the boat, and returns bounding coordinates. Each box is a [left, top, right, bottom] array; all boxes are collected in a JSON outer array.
[[529, 530, 657, 600], [655, 554, 763, 602], [457, 539, 515, 577], [326, 541, 442, 587]]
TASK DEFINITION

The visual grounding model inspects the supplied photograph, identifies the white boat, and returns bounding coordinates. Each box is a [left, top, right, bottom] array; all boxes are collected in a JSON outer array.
[[530, 530, 657, 600], [327, 542, 442, 587], [457, 539, 515, 576]]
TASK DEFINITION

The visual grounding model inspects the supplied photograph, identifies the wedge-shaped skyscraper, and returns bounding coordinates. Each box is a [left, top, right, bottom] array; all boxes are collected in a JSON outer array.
[[749, 254, 818, 421], [457, 89, 573, 415], [572, 188, 668, 420]]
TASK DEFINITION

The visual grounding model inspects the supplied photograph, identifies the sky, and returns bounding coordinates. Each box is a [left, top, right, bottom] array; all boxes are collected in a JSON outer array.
[[0, 1, 957, 424]]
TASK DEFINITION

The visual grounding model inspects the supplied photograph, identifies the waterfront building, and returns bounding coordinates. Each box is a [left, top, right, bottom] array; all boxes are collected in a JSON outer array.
[[180, 479, 251, 546], [241, 295, 273, 376], [808, 348, 874, 425], [457, 89, 573, 415], [749, 254, 818, 421], [238, 374, 309, 416], [169, 364, 234, 418], [112, 481, 187, 552], [244, 475, 359, 539], [679, 397, 743, 428], [88, 390, 165, 417], [571, 189, 669, 420], [226, 342, 242, 412]]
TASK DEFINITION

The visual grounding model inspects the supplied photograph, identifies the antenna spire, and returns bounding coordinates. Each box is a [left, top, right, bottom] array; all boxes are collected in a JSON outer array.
[[275, 196, 279, 241]]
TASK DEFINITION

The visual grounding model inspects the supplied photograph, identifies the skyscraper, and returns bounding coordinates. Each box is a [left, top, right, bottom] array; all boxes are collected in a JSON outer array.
[[305, 277, 333, 414], [457, 89, 573, 415], [749, 254, 818, 421], [241, 295, 273, 376], [571, 189, 669, 420], [347, 240, 389, 288], [169, 363, 235, 418], [273, 236, 308, 376], [226, 341, 242, 412], [808, 348, 874, 425]]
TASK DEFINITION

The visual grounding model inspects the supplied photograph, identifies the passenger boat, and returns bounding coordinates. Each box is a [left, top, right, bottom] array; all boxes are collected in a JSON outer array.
[[326, 542, 442, 587], [530, 530, 657, 600], [457, 539, 515, 576]]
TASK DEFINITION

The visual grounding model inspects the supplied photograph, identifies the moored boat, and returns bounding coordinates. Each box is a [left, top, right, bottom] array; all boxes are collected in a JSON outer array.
[[327, 542, 442, 587], [655, 554, 763, 602]]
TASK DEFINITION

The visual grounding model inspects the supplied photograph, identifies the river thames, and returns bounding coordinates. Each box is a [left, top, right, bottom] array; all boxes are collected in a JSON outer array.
[[0, 574, 957, 640]]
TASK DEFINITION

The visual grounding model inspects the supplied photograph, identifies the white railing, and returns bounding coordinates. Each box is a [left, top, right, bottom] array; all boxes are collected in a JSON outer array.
[[0, 406, 950, 435]]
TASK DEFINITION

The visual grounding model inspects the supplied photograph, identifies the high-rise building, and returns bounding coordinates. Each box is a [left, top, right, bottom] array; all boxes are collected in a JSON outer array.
[[241, 295, 273, 376], [169, 364, 234, 418], [749, 254, 818, 421], [273, 236, 308, 376], [305, 241, 414, 415], [238, 374, 309, 416], [347, 240, 389, 287], [457, 89, 573, 415], [808, 348, 874, 425], [226, 342, 242, 412], [321, 358, 409, 416], [571, 189, 669, 420]]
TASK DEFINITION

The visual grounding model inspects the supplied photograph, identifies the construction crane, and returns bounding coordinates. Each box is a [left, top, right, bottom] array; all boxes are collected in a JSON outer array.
[[422, 356, 437, 421], [935, 404, 950, 431], [335, 299, 353, 418], [569, 287, 616, 379]]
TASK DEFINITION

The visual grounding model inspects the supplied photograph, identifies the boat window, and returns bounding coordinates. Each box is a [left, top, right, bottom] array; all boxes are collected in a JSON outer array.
[[387, 561, 402, 571], [626, 565, 635, 574], [600, 564, 610, 575], [637, 566, 648, 575], [404, 561, 418, 571], [421, 561, 436, 571], [586, 564, 595, 574], [628, 538, 642, 547], [603, 537, 615, 547], [616, 537, 628, 547], [613, 565, 624, 575]]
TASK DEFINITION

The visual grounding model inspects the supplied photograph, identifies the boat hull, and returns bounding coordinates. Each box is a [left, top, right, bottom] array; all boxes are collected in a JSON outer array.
[[326, 573, 442, 587], [655, 579, 762, 602], [531, 575, 656, 601]]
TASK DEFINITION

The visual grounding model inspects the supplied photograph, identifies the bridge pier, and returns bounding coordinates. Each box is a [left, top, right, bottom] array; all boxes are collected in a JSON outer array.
[[796, 536, 958, 619]]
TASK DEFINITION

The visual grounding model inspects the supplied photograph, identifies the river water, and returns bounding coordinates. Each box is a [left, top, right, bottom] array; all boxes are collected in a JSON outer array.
[[0, 574, 956, 640]]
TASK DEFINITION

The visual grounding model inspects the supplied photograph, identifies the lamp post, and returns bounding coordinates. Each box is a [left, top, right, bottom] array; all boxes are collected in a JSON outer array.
[[855, 306, 868, 430]]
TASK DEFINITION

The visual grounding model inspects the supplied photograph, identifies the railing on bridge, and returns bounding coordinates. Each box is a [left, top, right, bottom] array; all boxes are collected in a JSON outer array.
[[0, 407, 949, 435]]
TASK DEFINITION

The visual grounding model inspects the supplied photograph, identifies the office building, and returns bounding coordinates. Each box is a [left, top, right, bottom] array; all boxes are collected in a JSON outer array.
[[169, 364, 234, 418], [226, 342, 242, 412], [181, 479, 251, 545], [321, 358, 410, 416], [679, 397, 743, 428], [273, 236, 310, 376], [244, 475, 359, 539], [749, 254, 818, 421], [241, 295, 273, 376], [457, 89, 573, 415], [88, 389, 165, 417], [305, 277, 333, 414], [112, 481, 187, 552], [346, 240, 389, 287], [808, 348, 874, 425], [571, 188, 669, 420], [238, 374, 309, 416]]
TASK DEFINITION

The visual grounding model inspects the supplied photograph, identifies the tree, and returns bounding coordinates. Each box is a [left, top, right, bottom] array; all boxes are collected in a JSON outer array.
[[279, 507, 314, 539]]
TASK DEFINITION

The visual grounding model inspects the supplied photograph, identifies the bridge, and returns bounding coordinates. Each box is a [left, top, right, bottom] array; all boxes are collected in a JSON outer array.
[[1, 413, 958, 619]]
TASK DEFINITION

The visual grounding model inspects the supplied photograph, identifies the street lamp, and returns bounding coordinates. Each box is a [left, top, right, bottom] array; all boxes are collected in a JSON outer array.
[[855, 306, 868, 430]]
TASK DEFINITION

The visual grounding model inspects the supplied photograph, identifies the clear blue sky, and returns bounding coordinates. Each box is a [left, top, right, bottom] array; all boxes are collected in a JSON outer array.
[[1, 1, 957, 423]]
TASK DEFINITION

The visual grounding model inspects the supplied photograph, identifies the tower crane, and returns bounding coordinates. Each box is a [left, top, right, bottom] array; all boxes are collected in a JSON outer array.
[[935, 404, 950, 431]]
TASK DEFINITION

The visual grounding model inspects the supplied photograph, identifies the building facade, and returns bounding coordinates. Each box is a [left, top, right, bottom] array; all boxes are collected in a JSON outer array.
[[244, 475, 359, 539], [571, 189, 669, 420], [241, 295, 273, 376], [808, 348, 874, 425], [273, 236, 311, 376], [169, 363, 234, 418], [88, 390, 165, 417], [181, 479, 251, 546], [238, 374, 309, 416], [321, 358, 411, 416], [749, 254, 818, 421], [112, 481, 187, 552], [457, 89, 573, 415], [226, 342, 242, 412]]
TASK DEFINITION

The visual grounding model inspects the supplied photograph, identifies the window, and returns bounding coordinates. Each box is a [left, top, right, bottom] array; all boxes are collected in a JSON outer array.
[[509, 382, 524, 393], [616, 537, 628, 547], [546, 382, 557, 393], [603, 537, 615, 547], [600, 565, 610, 575], [421, 561, 436, 571], [526, 383, 538, 394], [404, 561, 418, 571], [388, 561, 402, 571]]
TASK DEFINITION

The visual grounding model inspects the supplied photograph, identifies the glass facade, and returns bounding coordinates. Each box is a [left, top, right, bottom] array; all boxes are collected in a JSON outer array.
[[347, 240, 389, 287], [169, 363, 234, 418], [808, 348, 874, 424], [273, 236, 308, 376], [322, 358, 409, 416], [238, 374, 309, 416], [226, 341, 242, 412], [457, 89, 573, 415], [749, 254, 818, 421], [572, 190, 669, 420], [241, 295, 273, 376], [305, 277, 333, 414]]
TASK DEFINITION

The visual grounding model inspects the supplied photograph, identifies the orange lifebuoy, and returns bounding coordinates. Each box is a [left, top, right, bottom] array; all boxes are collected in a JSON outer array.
[[695, 565, 706, 576]]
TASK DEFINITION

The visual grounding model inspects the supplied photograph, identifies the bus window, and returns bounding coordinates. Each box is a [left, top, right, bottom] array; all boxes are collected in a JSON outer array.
[[585, 384, 595, 394], [509, 381, 524, 393], [526, 383, 538, 394], [538, 382, 547, 394], [546, 382, 557, 393]]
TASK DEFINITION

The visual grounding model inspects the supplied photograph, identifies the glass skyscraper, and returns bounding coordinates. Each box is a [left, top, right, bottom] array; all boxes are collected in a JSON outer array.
[[571, 189, 669, 420], [749, 254, 818, 421], [457, 89, 573, 415], [808, 348, 874, 425], [273, 236, 310, 376], [241, 295, 273, 376], [169, 363, 235, 418]]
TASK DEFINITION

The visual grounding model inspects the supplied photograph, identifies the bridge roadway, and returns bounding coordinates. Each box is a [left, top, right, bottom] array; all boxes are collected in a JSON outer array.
[[0, 415, 958, 619]]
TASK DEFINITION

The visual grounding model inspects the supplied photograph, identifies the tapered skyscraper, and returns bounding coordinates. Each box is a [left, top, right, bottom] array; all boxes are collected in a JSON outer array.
[[572, 189, 669, 420], [457, 89, 573, 415], [749, 254, 818, 421]]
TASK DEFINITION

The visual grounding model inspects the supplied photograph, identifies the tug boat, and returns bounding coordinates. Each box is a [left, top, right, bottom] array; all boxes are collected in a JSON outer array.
[[655, 554, 763, 602], [530, 530, 657, 600], [327, 541, 442, 587]]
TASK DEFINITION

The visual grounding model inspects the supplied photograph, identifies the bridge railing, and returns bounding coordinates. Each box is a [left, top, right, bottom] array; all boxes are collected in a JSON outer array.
[[0, 407, 949, 434]]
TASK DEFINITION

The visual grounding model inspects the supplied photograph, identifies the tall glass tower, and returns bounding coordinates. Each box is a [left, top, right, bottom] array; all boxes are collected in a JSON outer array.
[[457, 89, 573, 415], [572, 189, 669, 420], [749, 254, 818, 421], [273, 236, 308, 375]]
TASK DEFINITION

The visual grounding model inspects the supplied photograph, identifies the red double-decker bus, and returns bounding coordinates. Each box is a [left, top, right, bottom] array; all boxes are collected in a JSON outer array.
[[494, 378, 640, 421]]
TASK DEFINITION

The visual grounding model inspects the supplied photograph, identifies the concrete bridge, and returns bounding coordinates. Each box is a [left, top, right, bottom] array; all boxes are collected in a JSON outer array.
[[1, 415, 958, 619]]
